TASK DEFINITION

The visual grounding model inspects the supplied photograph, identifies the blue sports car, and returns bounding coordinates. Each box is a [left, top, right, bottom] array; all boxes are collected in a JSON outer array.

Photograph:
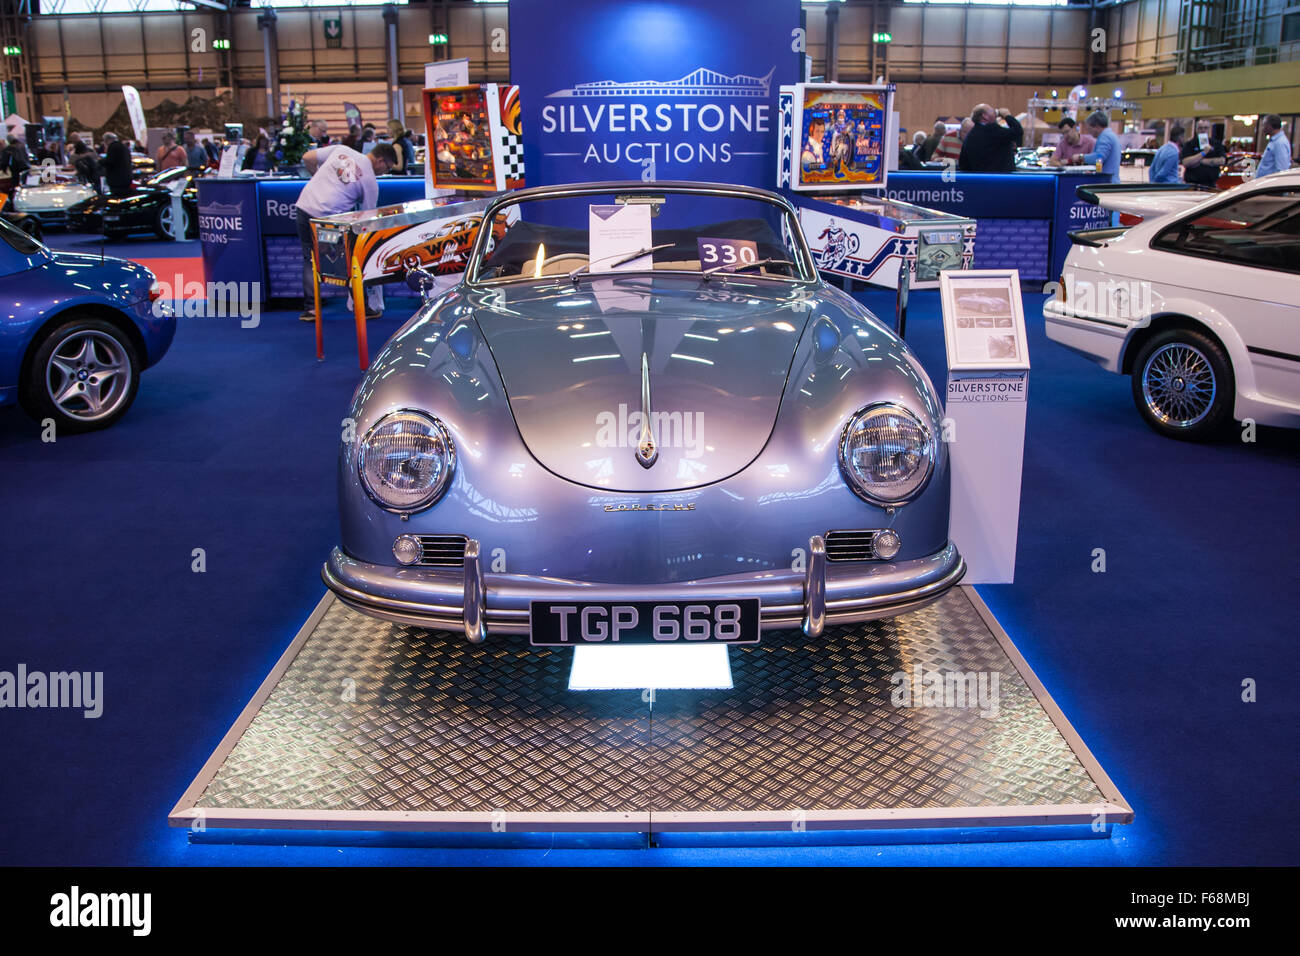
[[0, 217, 175, 433]]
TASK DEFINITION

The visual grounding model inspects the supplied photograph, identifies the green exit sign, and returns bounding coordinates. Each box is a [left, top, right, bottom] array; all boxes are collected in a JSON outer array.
[[873, 32, 892, 44], [428, 33, 449, 45], [213, 39, 230, 50], [323, 17, 343, 49], [3, 44, 21, 56]]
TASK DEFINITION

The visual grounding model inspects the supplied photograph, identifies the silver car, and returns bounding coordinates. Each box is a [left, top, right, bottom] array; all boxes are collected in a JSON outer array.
[[323, 181, 964, 646]]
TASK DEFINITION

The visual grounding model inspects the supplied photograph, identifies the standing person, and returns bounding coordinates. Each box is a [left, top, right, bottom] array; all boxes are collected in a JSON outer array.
[[897, 129, 923, 170], [241, 133, 271, 172], [1255, 114, 1293, 178], [1180, 120, 1226, 188], [0, 136, 31, 197], [241, 134, 273, 172], [1149, 125, 1184, 183], [958, 104, 1023, 173], [293, 142, 397, 322], [101, 132, 134, 196], [156, 131, 187, 170], [387, 119, 415, 173], [917, 121, 945, 162], [71, 140, 102, 194], [1048, 117, 1095, 166], [183, 129, 207, 169], [1071, 111, 1121, 183], [932, 117, 972, 166], [342, 124, 361, 150], [35, 137, 61, 165]]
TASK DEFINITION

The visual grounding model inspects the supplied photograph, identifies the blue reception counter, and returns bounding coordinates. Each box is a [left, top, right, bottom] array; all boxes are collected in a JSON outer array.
[[197, 175, 427, 302], [880, 169, 1112, 284], [198, 169, 1110, 299]]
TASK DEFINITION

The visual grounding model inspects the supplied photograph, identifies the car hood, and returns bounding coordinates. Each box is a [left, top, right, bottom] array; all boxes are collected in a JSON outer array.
[[42, 251, 156, 301], [104, 189, 166, 207], [466, 276, 813, 492]]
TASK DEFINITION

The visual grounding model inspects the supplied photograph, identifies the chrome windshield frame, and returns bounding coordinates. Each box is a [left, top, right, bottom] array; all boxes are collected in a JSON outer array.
[[464, 180, 818, 287]]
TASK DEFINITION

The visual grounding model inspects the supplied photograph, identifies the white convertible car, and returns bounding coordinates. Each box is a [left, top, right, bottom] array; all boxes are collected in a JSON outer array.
[[1045, 172, 1300, 440]]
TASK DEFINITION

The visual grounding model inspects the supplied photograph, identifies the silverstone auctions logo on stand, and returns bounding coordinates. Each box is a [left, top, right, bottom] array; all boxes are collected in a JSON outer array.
[[510, 0, 800, 187]]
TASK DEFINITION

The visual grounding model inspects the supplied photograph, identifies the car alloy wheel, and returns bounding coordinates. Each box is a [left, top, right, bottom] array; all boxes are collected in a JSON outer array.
[[1141, 342, 1216, 428], [1130, 327, 1232, 441], [21, 316, 142, 434], [45, 329, 133, 423], [156, 203, 190, 240]]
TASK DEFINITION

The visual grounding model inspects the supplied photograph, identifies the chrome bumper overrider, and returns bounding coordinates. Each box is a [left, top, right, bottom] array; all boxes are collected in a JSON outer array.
[[322, 537, 965, 642]]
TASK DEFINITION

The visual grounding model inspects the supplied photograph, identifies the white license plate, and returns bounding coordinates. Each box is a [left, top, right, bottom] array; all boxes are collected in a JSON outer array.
[[529, 600, 761, 646]]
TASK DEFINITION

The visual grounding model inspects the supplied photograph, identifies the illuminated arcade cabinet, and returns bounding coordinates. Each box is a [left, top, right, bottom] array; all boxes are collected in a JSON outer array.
[[779, 82, 975, 291]]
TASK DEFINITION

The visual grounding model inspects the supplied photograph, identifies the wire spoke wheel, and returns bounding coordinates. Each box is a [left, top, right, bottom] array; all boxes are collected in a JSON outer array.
[[1141, 342, 1216, 428], [44, 330, 132, 423]]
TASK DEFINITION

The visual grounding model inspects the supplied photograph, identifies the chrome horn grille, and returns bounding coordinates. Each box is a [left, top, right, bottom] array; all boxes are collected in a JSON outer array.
[[824, 530, 880, 562], [417, 535, 469, 567]]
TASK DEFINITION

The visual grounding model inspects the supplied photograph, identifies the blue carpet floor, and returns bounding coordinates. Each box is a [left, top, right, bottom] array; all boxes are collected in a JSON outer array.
[[0, 287, 1296, 866]]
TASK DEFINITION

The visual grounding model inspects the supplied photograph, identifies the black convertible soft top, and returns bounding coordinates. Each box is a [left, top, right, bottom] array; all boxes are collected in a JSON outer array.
[[481, 217, 788, 276]]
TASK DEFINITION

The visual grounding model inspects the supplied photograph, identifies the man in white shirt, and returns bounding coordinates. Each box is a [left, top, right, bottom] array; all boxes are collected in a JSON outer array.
[[295, 142, 396, 321], [1255, 114, 1293, 179]]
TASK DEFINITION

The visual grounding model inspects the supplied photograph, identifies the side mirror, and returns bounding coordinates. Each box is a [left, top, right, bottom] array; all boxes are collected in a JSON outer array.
[[405, 266, 436, 298]]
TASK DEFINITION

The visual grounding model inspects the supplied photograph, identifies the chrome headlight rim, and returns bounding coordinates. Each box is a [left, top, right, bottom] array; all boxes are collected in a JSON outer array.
[[837, 402, 936, 507], [357, 409, 456, 515]]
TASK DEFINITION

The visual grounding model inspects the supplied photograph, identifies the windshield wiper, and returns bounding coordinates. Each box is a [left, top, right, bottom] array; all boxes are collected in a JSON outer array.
[[568, 243, 676, 286], [700, 257, 798, 282]]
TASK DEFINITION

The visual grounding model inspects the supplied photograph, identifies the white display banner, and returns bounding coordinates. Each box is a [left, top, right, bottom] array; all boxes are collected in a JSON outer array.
[[122, 85, 147, 145], [939, 270, 1030, 585], [218, 145, 238, 178]]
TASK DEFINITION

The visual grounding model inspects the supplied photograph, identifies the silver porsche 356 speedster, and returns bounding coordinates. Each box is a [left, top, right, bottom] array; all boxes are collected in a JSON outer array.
[[323, 181, 964, 646]]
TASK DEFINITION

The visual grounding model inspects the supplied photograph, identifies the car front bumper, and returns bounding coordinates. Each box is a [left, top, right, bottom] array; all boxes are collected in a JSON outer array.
[[323, 537, 965, 642]]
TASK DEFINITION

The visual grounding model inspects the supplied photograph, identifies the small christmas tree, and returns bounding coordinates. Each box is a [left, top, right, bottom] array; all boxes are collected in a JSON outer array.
[[275, 99, 313, 168]]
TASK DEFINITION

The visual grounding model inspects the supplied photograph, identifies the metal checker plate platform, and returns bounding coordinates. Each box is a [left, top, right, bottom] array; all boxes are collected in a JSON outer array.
[[171, 586, 1131, 834]]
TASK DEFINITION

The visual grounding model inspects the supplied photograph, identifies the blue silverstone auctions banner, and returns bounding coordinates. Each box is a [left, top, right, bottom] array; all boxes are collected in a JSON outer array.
[[509, 0, 801, 188]]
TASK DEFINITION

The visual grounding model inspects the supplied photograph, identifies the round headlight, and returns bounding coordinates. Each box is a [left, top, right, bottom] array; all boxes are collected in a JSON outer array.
[[839, 403, 935, 506], [358, 410, 455, 514]]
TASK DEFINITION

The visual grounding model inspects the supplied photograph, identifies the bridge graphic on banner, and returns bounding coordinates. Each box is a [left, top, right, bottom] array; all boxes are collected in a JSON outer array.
[[549, 66, 776, 98]]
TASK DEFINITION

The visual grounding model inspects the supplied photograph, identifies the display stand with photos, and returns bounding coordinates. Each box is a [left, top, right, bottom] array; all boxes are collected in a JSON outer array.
[[939, 269, 1030, 584], [778, 82, 975, 292]]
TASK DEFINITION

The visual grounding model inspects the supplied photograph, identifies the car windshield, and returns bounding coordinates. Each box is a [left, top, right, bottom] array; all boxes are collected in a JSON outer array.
[[142, 166, 190, 188], [0, 217, 48, 256], [468, 187, 814, 285]]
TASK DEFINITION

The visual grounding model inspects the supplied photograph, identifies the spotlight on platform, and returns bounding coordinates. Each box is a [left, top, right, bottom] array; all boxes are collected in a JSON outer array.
[[568, 645, 734, 691]]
